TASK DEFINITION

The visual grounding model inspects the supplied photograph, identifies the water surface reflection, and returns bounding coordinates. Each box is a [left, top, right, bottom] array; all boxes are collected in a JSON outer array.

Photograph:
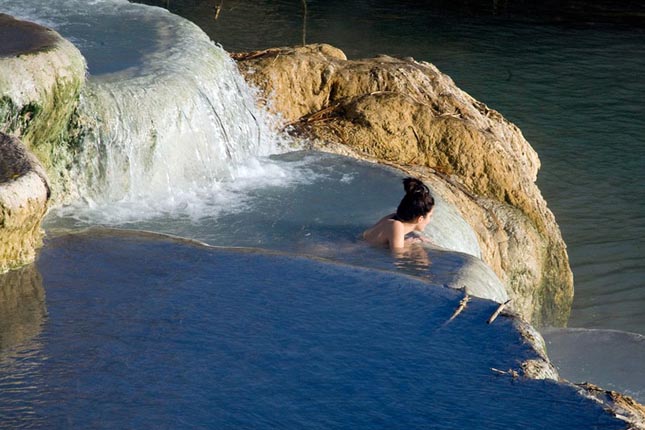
[[0, 265, 46, 353]]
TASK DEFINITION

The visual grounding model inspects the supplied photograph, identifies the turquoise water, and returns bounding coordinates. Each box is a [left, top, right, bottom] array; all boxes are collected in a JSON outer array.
[[137, 0, 645, 334]]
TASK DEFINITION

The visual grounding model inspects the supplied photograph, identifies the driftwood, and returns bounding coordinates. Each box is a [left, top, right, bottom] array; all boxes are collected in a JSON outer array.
[[449, 293, 470, 322], [445, 293, 471, 325], [230, 48, 283, 62], [491, 368, 520, 379], [487, 299, 511, 324], [215, 1, 224, 20]]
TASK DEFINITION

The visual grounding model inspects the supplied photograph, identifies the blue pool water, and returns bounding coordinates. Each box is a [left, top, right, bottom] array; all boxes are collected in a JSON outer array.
[[0, 232, 624, 429]]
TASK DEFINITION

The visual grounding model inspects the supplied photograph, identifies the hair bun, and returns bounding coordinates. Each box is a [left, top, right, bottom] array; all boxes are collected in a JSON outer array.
[[403, 177, 428, 195], [396, 177, 435, 222]]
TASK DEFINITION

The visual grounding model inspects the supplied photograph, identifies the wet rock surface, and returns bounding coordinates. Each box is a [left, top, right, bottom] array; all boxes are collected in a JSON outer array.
[[0, 16, 85, 271]]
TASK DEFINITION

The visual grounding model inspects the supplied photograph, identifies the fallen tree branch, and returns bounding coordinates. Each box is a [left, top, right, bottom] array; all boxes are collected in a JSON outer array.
[[446, 292, 470, 324], [230, 48, 283, 62], [214, 0, 224, 19], [491, 368, 519, 379], [487, 299, 512, 324]]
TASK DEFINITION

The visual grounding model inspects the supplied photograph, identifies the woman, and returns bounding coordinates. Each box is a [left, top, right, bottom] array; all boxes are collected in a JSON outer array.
[[363, 177, 435, 249]]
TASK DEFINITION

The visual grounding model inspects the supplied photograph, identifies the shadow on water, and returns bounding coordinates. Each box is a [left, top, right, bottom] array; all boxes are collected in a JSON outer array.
[[275, 223, 508, 304]]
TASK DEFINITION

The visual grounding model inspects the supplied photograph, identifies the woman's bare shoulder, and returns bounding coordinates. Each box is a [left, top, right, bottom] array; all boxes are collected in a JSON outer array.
[[363, 214, 397, 244]]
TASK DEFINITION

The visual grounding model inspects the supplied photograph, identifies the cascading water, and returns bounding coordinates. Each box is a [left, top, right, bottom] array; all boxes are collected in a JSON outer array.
[[0, 0, 292, 222], [73, 37, 290, 220], [1, 0, 497, 297]]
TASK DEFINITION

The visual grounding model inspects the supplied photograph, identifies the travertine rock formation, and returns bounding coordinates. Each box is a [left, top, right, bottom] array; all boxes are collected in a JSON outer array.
[[0, 15, 85, 271], [233, 44, 573, 326], [0, 14, 86, 200]]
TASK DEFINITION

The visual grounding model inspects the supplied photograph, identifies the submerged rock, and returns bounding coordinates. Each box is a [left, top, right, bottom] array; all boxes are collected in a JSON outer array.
[[0, 14, 86, 201], [577, 383, 645, 430], [233, 44, 573, 326]]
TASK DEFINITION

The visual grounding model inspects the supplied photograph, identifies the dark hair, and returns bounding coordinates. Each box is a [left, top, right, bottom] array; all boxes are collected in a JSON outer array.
[[396, 177, 435, 222]]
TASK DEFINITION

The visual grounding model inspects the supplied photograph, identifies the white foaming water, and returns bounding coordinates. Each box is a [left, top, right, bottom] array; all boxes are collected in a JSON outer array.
[[1, 0, 294, 222], [62, 157, 311, 225], [72, 50, 290, 221]]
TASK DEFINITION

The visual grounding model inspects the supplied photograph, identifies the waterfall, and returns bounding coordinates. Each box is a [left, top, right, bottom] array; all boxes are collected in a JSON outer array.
[[0, 0, 292, 221], [73, 18, 290, 218]]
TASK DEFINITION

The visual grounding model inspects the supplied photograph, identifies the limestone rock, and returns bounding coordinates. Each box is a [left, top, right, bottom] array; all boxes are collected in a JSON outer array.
[[0, 133, 50, 273], [0, 14, 86, 200], [233, 44, 573, 326]]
